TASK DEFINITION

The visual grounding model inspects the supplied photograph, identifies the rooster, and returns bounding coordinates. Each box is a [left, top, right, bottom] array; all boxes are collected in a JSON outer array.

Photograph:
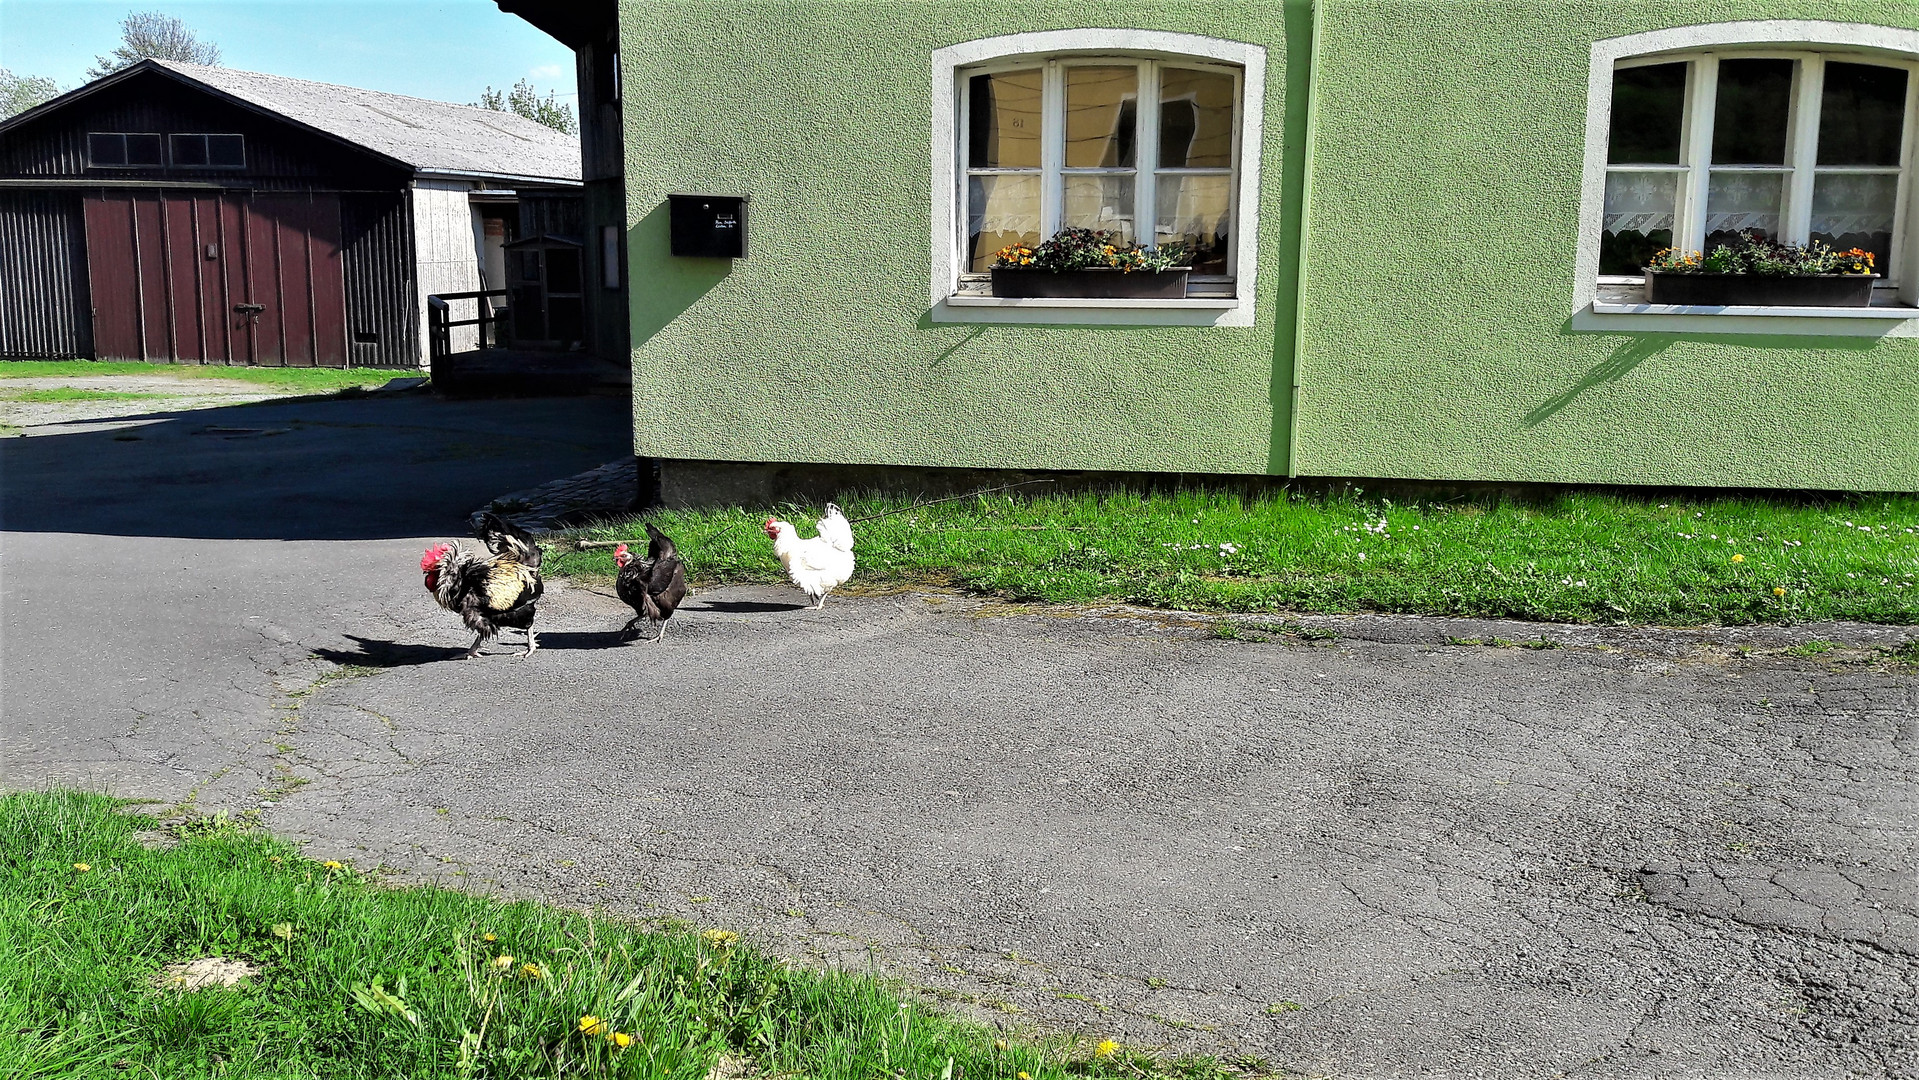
[[419, 512, 544, 658], [763, 502, 855, 608], [614, 523, 687, 642]]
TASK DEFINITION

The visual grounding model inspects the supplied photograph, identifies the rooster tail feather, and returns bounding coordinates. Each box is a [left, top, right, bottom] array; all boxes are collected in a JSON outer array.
[[643, 522, 677, 561], [815, 502, 855, 552], [473, 512, 541, 566]]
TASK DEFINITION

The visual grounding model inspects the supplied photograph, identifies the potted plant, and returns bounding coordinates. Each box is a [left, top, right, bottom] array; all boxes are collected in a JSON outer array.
[[990, 227, 1191, 299], [1644, 231, 1878, 307]]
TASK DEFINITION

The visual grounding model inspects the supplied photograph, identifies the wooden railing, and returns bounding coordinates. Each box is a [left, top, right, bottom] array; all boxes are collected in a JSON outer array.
[[427, 290, 508, 364]]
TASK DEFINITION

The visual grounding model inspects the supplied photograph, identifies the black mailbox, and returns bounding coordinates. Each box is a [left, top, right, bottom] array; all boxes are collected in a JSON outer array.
[[667, 193, 748, 258]]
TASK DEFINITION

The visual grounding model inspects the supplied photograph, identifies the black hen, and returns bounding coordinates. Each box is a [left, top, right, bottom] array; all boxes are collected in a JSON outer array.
[[613, 523, 687, 642]]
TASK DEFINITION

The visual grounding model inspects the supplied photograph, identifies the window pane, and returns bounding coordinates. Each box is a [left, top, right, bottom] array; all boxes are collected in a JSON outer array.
[[87, 133, 126, 166], [1609, 63, 1687, 165], [546, 248, 581, 293], [1064, 66, 1137, 168], [1600, 170, 1679, 274], [1155, 173, 1232, 275], [967, 172, 1041, 271], [967, 70, 1042, 169], [208, 134, 245, 167], [170, 134, 208, 166], [1712, 59, 1793, 165], [125, 134, 163, 166], [1159, 67, 1235, 168], [1061, 173, 1136, 240], [1819, 63, 1909, 167], [1704, 170, 1784, 249], [1811, 172, 1898, 271]]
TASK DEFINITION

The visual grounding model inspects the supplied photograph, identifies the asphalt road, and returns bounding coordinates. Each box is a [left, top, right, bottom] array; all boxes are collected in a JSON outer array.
[[2, 389, 1915, 1079]]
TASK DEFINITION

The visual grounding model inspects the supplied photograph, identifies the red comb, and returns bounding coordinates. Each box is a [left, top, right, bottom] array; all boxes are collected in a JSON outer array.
[[420, 543, 450, 573]]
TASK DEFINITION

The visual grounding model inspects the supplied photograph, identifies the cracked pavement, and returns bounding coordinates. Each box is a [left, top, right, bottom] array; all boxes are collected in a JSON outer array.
[[3, 390, 1916, 1078]]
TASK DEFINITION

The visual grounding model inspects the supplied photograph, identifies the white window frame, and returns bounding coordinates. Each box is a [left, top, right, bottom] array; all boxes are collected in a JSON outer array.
[[1576, 21, 1919, 336], [931, 29, 1265, 327]]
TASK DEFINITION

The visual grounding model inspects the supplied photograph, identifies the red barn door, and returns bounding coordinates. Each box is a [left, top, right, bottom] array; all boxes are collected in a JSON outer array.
[[83, 190, 347, 366]]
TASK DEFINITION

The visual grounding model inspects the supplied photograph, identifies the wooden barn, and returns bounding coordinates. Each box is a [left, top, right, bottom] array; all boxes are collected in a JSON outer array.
[[0, 58, 580, 368]]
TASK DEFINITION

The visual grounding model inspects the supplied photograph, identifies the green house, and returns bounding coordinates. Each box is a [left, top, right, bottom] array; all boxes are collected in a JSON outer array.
[[501, 1, 1919, 499]]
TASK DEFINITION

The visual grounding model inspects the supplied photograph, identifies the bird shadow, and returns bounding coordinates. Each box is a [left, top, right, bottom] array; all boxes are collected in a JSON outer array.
[[693, 599, 809, 613], [316, 631, 621, 667]]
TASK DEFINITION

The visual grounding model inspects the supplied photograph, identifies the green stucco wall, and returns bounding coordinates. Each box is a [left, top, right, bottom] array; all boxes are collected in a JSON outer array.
[[1295, 0, 1919, 491], [620, 1, 1305, 476]]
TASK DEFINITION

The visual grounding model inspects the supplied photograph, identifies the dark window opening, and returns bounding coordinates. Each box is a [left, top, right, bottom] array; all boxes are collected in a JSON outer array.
[[353, 330, 380, 344], [88, 132, 163, 168], [169, 133, 245, 169]]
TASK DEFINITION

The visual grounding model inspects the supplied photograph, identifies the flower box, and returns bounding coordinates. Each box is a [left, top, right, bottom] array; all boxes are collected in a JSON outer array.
[[990, 267, 1191, 300], [1643, 270, 1877, 308]]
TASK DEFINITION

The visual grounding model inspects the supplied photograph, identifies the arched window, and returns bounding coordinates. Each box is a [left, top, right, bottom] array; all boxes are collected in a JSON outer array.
[[931, 31, 1266, 326]]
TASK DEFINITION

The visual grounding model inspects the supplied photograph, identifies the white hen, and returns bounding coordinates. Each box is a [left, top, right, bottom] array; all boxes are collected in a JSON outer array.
[[763, 502, 856, 608]]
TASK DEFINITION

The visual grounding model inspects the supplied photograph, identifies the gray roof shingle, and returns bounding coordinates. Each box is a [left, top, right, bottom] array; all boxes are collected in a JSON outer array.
[[147, 58, 580, 183]]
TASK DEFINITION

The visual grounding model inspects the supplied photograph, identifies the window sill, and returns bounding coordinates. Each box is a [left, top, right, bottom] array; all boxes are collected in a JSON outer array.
[[1591, 300, 1919, 318], [933, 295, 1249, 326], [1577, 299, 1919, 337]]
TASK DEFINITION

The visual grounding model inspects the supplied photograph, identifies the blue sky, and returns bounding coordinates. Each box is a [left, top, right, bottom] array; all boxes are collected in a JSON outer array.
[[0, 1, 577, 107]]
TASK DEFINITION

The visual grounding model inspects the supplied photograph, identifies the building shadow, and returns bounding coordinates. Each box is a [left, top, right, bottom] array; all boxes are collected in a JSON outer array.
[[0, 389, 631, 540]]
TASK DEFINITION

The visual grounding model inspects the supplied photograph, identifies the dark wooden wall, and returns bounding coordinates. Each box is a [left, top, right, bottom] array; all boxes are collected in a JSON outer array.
[[0, 70, 420, 365]]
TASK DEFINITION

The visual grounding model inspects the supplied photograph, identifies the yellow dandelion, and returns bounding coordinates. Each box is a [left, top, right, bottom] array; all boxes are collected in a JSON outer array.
[[519, 963, 544, 980], [268, 856, 284, 865], [994, 1039, 1008, 1052], [1094, 1039, 1119, 1058], [1774, 587, 1787, 597], [578, 1015, 608, 1036], [1019, 1073, 1032, 1080], [72, 862, 91, 873], [482, 933, 497, 943], [700, 928, 740, 948], [322, 860, 344, 871], [608, 1031, 634, 1049], [1731, 553, 1745, 563], [491, 954, 514, 971]]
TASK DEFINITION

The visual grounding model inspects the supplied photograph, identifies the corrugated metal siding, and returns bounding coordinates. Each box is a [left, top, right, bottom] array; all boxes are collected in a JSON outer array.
[[0, 190, 91, 358], [340, 192, 417, 367]]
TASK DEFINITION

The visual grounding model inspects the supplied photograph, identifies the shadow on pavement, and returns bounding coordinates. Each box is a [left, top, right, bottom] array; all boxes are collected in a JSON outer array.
[[694, 599, 809, 613], [0, 392, 631, 541], [316, 630, 624, 668]]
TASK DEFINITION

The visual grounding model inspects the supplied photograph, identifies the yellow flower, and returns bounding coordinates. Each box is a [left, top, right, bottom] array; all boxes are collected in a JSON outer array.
[[72, 862, 91, 873], [1094, 1039, 1119, 1058], [1731, 553, 1745, 563], [994, 1039, 1008, 1052], [482, 933, 497, 943], [268, 856, 283, 865], [322, 860, 344, 871], [1019, 1073, 1032, 1080], [700, 929, 740, 948], [519, 963, 544, 980], [491, 954, 514, 971], [1774, 587, 1787, 597], [578, 1015, 608, 1036], [608, 1031, 634, 1048]]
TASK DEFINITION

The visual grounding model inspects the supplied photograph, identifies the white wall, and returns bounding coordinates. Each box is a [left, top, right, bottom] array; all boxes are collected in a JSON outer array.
[[411, 179, 484, 359]]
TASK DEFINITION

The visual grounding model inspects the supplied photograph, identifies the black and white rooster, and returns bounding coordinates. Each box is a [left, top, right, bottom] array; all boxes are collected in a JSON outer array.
[[613, 523, 687, 642], [419, 512, 544, 658]]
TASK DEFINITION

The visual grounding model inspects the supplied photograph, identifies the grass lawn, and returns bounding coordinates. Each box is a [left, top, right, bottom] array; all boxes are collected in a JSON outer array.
[[0, 360, 416, 392], [1, 791, 1222, 1080], [547, 488, 1919, 626], [0, 387, 167, 402]]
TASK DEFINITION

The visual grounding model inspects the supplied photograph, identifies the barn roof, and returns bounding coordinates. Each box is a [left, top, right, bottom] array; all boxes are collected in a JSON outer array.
[[1, 58, 581, 185]]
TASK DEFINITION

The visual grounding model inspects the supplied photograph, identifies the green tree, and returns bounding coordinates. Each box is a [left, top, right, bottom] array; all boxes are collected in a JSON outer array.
[[475, 78, 577, 136], [87, 11, 222, 79], [1, 69, 59, 118]]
